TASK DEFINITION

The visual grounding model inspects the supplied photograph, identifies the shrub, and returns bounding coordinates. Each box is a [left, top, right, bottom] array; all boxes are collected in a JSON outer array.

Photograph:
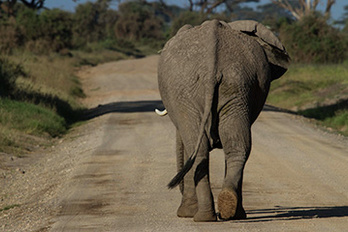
[[16, 7, 74, 52], [0, 57, 26, 97], [279, 14, 348, 63], [0, 98, 67, 137], [39, 9, 73, 52], [169, 11, 207, 37], [73, 1, 117, 48], [0, 22, 22, 54], [16, 7, 41, 41], [115, 1, 164, 41]]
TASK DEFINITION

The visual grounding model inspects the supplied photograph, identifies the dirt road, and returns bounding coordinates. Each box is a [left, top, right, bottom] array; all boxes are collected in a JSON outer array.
[[1, 56, 348, 231]]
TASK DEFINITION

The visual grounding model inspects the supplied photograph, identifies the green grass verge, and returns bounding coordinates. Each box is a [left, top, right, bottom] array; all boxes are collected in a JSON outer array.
[[0, 47, 136, 156], [0, 98, 67, 137], [268, 62, 348, 136], [0, 204, 20, 212]]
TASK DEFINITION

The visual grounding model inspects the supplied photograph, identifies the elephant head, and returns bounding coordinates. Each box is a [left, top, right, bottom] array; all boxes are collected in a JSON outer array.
[[228, 20, 290, 81]]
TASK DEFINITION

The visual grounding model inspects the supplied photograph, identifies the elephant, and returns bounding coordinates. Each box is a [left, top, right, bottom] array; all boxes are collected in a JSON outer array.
[[157, 19, 290, 222]]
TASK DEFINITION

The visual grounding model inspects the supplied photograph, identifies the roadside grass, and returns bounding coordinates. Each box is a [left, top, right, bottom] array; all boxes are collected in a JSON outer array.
[[0, 98, 67, 137], [0, 47, 135, 156], [0, 52, 83, 155], [9, 51, 85, 100], [71, 39, 159, 67], [268, 62, 348, 136], [0, 204, 20, 212], [0, 101, 58, 156], [0, 97, 69, 156], [72, 48, 129, 67]]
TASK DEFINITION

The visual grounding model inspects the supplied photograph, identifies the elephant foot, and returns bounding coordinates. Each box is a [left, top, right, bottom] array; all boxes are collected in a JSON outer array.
[[217, 189, 238, 220], [193, 210, 217, 222], [177, 200, 198, 218]]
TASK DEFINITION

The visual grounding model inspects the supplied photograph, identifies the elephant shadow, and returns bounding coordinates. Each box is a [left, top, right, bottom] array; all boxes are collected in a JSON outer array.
[[80, 100, 165, 120], [243, 206, 348, 222], [262, 104, 297, 114], [80, 101, 291, 121]]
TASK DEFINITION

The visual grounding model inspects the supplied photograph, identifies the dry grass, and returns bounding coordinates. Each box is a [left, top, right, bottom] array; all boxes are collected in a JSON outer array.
[[1, 48, 130, 156], [268, 62, 348, 136]]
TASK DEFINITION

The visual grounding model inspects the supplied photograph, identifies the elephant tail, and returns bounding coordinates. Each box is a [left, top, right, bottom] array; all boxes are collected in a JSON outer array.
[[167, 91, 214, 189]]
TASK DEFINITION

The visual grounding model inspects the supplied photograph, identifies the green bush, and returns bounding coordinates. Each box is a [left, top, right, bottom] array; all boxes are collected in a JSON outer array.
[[169, 11, 207, 37], [115, 1, 164, 41], [73, 1, 117, 48], [279, 14, 348, 63], [39, 9, 73, 52], [0, 22, 22, 54], [15, 7, 74, 53], [16, 7, 41, 41], [0, 57, 26, 97], [0, 98, 67, 137]]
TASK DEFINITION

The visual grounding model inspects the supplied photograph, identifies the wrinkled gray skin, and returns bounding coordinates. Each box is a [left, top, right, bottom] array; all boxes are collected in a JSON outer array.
[[158, 20, 289, 222]]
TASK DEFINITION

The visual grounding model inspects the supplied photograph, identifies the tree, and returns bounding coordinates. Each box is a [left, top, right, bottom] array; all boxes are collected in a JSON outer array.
[[169, 10, 206, 36], [184, 0, 259, 15], [20, 0, 44, 10], [115, 1, 164, 41], [0, 0, 17, 17], [0, 0, 45, 17], [272, 0, 335, 20], [342, 5, 348, 33], [73, 0, 116, 47], [279, 14, 347, 63], [39, 9, 73, 51]]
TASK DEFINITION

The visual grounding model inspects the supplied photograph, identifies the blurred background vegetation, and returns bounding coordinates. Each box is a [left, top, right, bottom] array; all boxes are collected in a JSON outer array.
[[0, 0, 347, 155]]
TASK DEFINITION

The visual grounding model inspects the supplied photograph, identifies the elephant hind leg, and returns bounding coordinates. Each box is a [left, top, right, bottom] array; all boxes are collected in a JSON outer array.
[[217, 114, 251, 220], [178, 132, 216, 221], [176, 130, 198, 218]]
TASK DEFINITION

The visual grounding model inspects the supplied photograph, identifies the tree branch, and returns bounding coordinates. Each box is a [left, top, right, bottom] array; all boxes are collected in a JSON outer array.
[[325, 0, 335, 16], [206, 0, 226, 14], [272, 0, 301, 20], [188, 0, 193, 11], [20, 0, 45, 10], [272, 0, 336, 20]]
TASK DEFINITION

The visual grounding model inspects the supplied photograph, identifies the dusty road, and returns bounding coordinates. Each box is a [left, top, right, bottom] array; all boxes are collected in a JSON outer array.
[[1, 56, 348, 231]]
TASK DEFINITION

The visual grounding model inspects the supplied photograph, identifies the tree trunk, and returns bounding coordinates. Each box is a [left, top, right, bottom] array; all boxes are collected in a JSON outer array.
[[272, 0, 336, 20]]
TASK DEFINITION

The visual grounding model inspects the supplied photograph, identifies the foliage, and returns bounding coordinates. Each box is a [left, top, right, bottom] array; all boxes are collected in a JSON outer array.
[[279, 14, 348, 63], [0, 21, 22, 54], [72, 0, 117, 47], [15, 6, 41, 41], [268, 63, 348, 135], [13, 6, 74, 53], [115, 1, 164, 41], [169, 11, 207, 36], [0, 204, 20, 212], [0, 98, 67, 137], [184, 0, 259, 15], [38, 9, 73, 52], [0, 57, 26, 97], [342, 5, 348, 34]]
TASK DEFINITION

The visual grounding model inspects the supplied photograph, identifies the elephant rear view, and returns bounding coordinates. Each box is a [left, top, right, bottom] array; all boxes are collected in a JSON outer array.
[[158, 20, 289, 222]]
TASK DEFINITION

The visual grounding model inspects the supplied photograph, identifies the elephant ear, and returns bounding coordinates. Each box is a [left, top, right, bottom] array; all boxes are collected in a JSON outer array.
[[228, 20, 290, 80]]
